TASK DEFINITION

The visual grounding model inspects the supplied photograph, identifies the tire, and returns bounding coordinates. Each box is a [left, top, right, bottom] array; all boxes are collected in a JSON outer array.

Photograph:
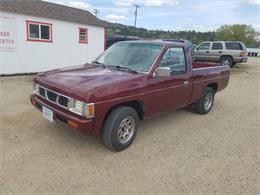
[[102, 106, 139, 151], [195, 87, 215, 114], [220, 56, 233, 67]]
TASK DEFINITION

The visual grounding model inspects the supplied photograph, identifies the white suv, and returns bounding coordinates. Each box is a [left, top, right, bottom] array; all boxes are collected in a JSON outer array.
[[193, 41, 247, 67]]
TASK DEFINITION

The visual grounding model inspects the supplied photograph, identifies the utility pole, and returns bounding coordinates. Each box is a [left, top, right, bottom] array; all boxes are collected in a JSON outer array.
[[133, 4, 140, 27], [93, 9, 100, 17]]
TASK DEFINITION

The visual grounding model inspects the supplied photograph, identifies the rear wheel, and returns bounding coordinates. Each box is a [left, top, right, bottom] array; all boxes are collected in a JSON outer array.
[[195, 87, 215, 114], [102, 106, 139, 151], [220, 56, 233, 67]]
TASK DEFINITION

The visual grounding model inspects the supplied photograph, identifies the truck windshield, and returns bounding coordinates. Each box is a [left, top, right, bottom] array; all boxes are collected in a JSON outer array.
[[94, 42, 162, 72]]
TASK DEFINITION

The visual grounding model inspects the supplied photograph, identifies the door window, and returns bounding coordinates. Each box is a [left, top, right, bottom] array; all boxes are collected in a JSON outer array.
[[158, 47, 186, 74], [197, 43, 210, 50], [212, 43, 223, 50]]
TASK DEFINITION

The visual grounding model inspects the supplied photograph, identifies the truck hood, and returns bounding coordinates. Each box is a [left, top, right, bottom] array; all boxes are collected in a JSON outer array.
[[35, 64, 146, 101]]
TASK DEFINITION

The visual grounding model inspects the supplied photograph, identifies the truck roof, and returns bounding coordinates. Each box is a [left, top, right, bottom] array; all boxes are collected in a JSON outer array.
[[123, 39, 189, 47]]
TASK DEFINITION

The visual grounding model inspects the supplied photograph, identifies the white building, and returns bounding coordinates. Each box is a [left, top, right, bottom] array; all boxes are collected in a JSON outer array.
[[0, 0, 106, 75]]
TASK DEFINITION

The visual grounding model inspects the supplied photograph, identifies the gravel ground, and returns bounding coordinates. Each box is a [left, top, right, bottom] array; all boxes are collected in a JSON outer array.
[[0, 58, 259, 194]]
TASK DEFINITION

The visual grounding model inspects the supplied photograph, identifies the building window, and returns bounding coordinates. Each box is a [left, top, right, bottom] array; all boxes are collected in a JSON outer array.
[[79, 28, 88, 43], [26, 20, 52, 42]]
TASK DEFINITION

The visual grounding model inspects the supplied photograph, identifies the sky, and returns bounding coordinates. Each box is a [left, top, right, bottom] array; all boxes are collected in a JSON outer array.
[[45, 0, 260, 32]]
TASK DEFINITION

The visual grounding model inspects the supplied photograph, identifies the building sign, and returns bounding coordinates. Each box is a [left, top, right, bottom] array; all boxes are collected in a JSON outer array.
[[0, 15, 16, 52]]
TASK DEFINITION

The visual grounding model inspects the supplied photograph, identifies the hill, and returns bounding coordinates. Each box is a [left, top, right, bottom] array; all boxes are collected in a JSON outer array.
[[106, 23, 215, 45], [106, 23, 259, 47]]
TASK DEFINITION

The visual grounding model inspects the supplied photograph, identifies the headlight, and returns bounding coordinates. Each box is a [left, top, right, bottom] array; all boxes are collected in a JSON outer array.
[[69, 100, 95, 118], [75, 100, 84, 113]]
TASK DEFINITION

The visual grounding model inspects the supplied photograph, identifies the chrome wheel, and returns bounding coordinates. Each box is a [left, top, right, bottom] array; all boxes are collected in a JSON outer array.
[[117, 116, 135, 144], [223, 59, 230, 66], [204, 93, 213, 111], [221, 57, 232, 67]]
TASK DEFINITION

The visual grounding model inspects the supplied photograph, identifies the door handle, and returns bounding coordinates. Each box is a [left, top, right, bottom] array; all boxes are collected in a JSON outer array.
[[206, 51, 209, 53], [184, 81, 189, 84], [219, 51, 222, 53]]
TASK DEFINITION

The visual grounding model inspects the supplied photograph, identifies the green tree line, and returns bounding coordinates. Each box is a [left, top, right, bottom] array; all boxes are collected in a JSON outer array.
[[107, 23, 259, 47]]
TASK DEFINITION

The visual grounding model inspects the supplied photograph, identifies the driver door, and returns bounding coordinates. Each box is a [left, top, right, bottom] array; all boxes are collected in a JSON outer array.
[[146, 46, 193, 116]]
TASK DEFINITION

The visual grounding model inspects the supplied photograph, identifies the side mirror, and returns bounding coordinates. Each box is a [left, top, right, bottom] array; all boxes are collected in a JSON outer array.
[[154, 67, 171, 77]]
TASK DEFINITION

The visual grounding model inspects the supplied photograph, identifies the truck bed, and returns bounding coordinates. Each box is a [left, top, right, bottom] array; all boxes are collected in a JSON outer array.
[[189, 62, 230, 104]]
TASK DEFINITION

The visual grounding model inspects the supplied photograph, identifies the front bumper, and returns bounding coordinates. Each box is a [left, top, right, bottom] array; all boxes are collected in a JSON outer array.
[[30, 94, 94, 134]]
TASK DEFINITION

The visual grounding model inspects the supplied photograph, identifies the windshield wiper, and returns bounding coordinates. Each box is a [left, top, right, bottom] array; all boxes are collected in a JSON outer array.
[[108, 65, 138, 74], [92, 61, 108, 68]]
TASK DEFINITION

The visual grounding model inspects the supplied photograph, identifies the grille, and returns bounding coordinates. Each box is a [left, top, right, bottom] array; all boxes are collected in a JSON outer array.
[[37, 85, 70, 109], [58, 96, 69, 107], [46, 91, 57, 102]]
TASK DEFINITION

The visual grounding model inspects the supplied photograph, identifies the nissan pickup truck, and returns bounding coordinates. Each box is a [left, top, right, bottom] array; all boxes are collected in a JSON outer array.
[[30, 40, 230, 151]]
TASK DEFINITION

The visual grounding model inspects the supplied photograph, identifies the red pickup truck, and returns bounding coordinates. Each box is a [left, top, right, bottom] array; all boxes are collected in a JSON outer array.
[[30, 40, 230, 151]]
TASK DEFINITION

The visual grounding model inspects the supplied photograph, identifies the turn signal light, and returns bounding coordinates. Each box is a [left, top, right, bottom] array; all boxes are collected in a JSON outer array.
[[86, 103, 95, 118], [68, 120, 78, 129]]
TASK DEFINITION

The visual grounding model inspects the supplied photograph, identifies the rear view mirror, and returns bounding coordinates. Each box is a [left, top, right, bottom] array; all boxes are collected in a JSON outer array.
[[154, 67, 171, 77]]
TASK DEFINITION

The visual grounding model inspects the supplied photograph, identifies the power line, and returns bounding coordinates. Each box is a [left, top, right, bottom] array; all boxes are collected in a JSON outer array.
[[93, 9, 100, 17], [133, 4, 140, 28]]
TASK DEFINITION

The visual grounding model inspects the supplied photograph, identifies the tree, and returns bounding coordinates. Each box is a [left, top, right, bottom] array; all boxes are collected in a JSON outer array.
[[106, 23, 259, 47], [215, 24, 259, 47]]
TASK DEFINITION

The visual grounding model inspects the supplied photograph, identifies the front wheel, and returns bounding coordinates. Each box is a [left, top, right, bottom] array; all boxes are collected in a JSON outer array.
[[102, 106, 139, 151], [195, 87, 215, 114]]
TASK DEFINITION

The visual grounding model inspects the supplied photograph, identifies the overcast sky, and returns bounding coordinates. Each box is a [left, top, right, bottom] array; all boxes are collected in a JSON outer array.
[[45, 0, 260, 32]]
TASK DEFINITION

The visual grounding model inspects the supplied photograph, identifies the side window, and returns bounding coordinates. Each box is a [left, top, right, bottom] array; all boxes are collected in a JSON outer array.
[[197, 43, 210, 50], [79, 27, 88, 43], [26, 20, 52, 42], [158, 47, 186, 74], [212, 43, 223, 50], [225, 42, 242, 50]]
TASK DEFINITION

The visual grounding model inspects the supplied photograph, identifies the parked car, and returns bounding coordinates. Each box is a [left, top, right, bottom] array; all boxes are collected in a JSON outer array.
[[193, 41, 247, 67], [30, 40, 230, 151]]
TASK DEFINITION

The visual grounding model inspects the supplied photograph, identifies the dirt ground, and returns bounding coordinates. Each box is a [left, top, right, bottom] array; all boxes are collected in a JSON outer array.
[[0, 58, 259, 194]]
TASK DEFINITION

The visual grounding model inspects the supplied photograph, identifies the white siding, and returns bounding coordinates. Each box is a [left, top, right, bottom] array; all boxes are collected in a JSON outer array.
[[0, 11, 105, 74]]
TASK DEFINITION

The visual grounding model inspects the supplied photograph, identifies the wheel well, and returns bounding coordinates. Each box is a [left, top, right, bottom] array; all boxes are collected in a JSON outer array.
[[102, 100, 144, 129], [207, 83, 218, 92]]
